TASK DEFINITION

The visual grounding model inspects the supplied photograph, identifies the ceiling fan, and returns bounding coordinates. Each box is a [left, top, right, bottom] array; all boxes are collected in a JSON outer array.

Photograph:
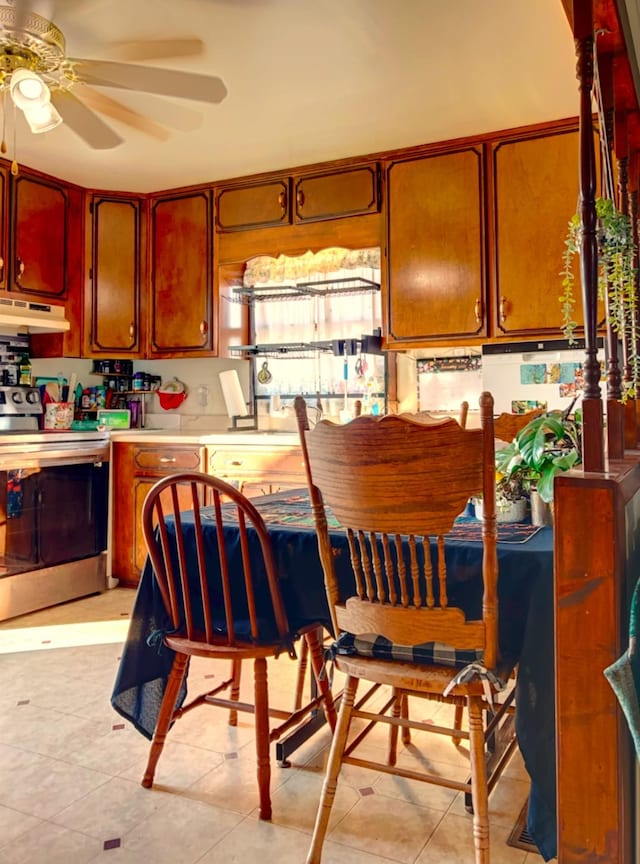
[[0, 0, 227, 150]]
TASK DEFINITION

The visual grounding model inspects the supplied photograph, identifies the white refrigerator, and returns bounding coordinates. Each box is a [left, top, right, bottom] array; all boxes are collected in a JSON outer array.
[[481, 337, 606, 415]]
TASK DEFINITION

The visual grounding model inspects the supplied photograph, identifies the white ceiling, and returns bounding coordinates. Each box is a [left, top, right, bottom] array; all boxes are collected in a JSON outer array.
[[7, 0, 580, 193]]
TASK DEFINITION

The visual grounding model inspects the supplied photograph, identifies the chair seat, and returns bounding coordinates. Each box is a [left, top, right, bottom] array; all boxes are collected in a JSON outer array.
[[334, 631, 484, 668], [333, 650, 516, 697], [165, 632, 295, 660]]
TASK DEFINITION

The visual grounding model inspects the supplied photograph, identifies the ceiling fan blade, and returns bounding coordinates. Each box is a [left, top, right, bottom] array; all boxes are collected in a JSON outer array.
[[68, 58, 228, 104], [106, 38, 205, 62], [71, 82, 170, 141], [51, 89, 123, 149]]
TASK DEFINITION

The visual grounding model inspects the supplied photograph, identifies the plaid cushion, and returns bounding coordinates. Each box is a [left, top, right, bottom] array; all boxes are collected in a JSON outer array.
[[333, 631, 484, 668]]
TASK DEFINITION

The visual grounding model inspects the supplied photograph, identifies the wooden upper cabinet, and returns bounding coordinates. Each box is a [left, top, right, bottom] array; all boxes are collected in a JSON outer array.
[[215, 179, 290, 232], [293, 165, 380, 223], [149, 188, 214, 356], [386, 147, 486, 345], [492, 128, 582, 336], [85, 194, 144, 356], [11, 171, 67, 298]]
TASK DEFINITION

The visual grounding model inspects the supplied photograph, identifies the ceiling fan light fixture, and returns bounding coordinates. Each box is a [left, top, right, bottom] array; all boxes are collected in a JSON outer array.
[[22, 100, 62, 134], [10, 68, 49, 110]]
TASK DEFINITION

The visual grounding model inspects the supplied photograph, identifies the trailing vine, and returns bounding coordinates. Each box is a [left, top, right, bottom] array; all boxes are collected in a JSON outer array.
[[560, 197, 638, 399]]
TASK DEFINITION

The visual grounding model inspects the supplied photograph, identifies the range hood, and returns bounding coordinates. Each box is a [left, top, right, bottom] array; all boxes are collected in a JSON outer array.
[[0, 294, 70, 333]]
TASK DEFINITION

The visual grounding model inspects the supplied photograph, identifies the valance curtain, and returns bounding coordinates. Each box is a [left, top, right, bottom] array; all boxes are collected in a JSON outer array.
[[244, 247, 381, 344]]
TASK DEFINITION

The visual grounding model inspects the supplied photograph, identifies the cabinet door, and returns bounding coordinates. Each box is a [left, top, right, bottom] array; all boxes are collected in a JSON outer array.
[[293, 165, 380, 223], [85, 194, 143, 356], [215, 179, 290, 231], [149, 189, 213, 356], [11, 172, 67, 298], [492, 129, 586, 336], [112, 442, 205, 585], [386, 147, 486, 344]]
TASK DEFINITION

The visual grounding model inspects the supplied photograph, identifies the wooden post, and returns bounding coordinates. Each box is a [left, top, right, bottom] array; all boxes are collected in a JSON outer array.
[[574, 0, 605, 472], [600, 54, 625, 458]]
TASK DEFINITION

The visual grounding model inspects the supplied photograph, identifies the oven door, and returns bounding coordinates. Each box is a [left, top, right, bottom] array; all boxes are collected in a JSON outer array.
[[1, 461, 108, 576]]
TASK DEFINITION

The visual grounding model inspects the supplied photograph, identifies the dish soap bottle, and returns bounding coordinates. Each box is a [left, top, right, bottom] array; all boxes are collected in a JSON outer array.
[[19, 354, 31, 386]]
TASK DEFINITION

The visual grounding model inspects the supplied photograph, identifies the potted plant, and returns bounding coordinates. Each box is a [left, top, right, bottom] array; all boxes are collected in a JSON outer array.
[[494, 406, 581, 523]]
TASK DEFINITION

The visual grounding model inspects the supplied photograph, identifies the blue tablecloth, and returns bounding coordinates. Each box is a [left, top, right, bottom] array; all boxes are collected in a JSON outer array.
[[111, 490, 555, 860]]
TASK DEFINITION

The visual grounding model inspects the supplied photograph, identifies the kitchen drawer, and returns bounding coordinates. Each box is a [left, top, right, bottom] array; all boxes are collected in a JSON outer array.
[[208, 446, 305, 483], [133, 445, 205, 473]]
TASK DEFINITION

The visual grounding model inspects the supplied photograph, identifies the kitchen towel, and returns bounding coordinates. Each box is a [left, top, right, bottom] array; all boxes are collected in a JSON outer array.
[[219, 369, 247, 418]]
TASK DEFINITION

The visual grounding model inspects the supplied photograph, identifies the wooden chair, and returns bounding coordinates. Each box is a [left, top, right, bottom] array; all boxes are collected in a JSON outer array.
[[140, 471, 336, 820], [294, 393, 516, 864], [494, 407, 543, 442]]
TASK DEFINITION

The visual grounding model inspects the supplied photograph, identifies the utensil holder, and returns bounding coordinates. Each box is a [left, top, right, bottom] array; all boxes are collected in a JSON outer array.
[[44, 401, 74, 430]]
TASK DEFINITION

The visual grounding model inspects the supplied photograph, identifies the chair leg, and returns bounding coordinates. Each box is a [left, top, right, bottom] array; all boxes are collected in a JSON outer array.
[[229, 658, 242, 727], [142, 651, 189, 789], [305, 627, 337, 731], [388, 689, 402, 766], [306, 674, 358, 864], [254, 656, 272, 820], [468, 695, 490, 864], [400, 693, 411, 746], [294, 637, 309, 710], [452, 704, 464, 745]]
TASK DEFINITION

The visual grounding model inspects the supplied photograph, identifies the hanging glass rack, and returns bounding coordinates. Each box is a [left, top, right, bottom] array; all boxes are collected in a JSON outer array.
[[232, 275, 380, 303]]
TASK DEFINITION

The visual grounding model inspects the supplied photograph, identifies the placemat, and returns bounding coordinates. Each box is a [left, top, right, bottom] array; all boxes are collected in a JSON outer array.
[[219, 493, 542, 544]]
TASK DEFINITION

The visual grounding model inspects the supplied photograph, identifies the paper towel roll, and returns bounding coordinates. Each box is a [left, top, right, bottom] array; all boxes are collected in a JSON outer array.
[[219, 370, 247, 418]]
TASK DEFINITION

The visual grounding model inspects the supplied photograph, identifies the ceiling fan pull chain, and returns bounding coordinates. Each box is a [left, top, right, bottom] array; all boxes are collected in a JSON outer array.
[[10, 99, 17, 176], [1, 88, 6, 155]]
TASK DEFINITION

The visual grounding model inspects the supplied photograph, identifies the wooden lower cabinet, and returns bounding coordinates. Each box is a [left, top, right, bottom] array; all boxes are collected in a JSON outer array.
[[111, 441, 206, 587], [207, 444, 305, 496]]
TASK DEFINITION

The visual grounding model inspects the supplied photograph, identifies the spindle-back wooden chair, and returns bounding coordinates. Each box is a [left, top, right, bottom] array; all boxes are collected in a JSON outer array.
[[139, 471, 336, 820], [294, 393, 516, 864]]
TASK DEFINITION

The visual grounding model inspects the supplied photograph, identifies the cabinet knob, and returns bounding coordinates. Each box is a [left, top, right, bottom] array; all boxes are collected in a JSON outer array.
[[16, 258, 24, 279], [0, 256, 4, 279], [474, 298, 482, 324], [296, 189, 305, 209], [278, 190, 287, 212], [500, 296, 508, 324], [199, 319, 208, 342], [129, 322, 135, 338]]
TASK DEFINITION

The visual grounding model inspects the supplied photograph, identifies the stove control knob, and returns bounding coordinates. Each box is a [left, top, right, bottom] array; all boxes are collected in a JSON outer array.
[[25, 390, 39, 404], [11, 391, 23, 404]]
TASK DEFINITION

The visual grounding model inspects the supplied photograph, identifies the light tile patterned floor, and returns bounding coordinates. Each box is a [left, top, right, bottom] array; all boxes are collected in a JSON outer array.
[[0, 587, 550, 864]]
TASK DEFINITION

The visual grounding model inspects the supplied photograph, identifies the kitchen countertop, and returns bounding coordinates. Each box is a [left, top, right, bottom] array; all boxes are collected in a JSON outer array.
[[109, 429, 301, 446]]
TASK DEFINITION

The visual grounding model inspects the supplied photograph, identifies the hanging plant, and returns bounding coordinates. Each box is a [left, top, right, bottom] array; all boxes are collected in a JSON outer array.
[[560, 197, 638, 399]]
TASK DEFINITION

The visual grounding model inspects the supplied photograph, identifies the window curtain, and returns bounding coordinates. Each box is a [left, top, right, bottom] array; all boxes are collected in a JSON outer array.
[[244, 247, 381, 345]]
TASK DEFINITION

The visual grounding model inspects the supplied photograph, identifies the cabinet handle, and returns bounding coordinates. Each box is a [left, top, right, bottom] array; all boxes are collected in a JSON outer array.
[[159, 457, 177, 463], [278, 190, 287, 212], [199, 319, 208, 343], [296, 189, 305, 209], [0, 256, 4, 279], [500, 296, 508, 324], [16, 258, 24, 279], [129, 321, 135, 338], [474, 298, 482, 324]]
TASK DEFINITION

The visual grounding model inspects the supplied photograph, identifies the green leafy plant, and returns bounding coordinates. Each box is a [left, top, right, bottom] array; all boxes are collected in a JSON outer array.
[[495, 409, 581, 504], [560, 197, 638, 399]]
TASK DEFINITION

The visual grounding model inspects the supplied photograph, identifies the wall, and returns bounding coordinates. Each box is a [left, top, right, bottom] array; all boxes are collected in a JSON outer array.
[[31, 355, 251, 430]]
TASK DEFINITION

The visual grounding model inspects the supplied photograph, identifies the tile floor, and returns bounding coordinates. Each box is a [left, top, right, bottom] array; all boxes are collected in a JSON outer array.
[[0, 587, 550, 864]]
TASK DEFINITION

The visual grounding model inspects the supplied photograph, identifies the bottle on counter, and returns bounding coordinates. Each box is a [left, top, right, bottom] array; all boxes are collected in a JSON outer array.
[[18, 354, 31, 386]]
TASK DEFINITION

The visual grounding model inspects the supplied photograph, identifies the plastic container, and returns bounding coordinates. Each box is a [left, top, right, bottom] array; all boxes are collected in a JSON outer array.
[[44, 401, 74, 430]]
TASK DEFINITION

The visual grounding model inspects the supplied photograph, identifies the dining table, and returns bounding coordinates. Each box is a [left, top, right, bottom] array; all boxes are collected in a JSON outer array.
[[111, 488, 556, 861]]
